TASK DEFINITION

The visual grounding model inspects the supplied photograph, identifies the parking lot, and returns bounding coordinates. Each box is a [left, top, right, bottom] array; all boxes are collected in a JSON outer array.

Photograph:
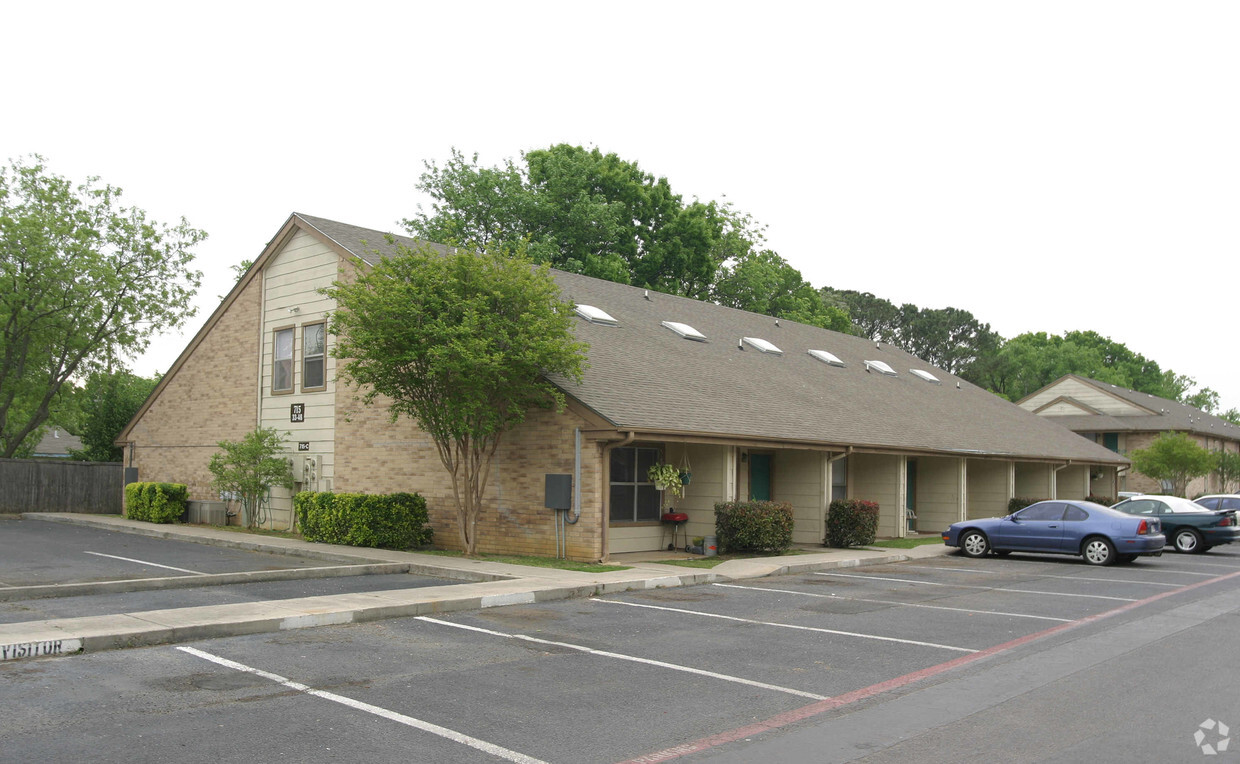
[[4, 534, 1238, 764]]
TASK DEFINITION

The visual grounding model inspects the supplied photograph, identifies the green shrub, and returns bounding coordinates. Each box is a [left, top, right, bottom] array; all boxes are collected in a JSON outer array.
[[713, 501, 793, 553], [124, 482, 189, 524], [1086, 493, 1115, 507], [296, 491, 432, 550], [1008, 497, 1044, 513], [825, 499, 879, 548]]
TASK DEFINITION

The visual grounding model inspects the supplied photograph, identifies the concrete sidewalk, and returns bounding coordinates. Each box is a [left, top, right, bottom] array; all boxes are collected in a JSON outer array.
[[0, 513, 950, 662]]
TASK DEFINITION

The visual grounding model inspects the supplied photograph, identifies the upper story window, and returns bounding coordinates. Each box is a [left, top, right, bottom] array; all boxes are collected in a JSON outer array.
[[272, 327, 294, 393], [303, 322, 326, 391]]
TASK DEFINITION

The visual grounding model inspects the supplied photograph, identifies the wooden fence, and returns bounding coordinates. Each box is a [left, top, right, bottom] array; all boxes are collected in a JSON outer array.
[[0, 459, 123, 514]]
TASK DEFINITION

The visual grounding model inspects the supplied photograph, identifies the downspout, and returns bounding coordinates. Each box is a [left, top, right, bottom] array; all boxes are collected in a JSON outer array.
[[1052, 460, 1072, 501], [565, 428, 582, 524], [600, 431, 637, 562]]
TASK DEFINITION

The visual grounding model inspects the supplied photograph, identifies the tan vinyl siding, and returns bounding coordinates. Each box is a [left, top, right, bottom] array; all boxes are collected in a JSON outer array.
[[914, 456, 964, 532], [1022, 378, 1148, 417], [259, 230, 340, 529], [1056, 464, 1091, 500], [967, 459, 1011, 519], [851, 453, 901, 537], [777, 449, 826, 545], [1015, 462, 1055, 500]]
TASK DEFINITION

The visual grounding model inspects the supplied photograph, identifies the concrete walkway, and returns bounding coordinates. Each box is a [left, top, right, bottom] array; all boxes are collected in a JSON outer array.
[[0, 513, 951, 662]]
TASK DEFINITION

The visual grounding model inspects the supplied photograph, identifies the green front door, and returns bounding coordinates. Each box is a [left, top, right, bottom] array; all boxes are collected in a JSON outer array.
[[750, 454, 772, 500]]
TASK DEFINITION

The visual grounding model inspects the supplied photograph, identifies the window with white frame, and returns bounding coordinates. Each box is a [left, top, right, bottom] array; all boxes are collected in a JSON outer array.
[[272, 327, 294, 393], [609, 446, 661, 522], [303, 322, 326, 391]]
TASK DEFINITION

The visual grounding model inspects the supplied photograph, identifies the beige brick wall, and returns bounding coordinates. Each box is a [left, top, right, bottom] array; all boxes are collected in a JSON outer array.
[[1122, 431, 1234, 497], [334, 385, 605, 561], [126, 275, 261, 501]]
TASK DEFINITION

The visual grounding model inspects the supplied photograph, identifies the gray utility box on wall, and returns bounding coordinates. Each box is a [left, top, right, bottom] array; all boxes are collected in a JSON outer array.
[[545, 474, 572, 510]]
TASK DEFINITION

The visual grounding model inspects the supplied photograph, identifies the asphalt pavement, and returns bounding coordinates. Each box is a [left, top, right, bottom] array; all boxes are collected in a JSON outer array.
[[0, 513, 943, 662]]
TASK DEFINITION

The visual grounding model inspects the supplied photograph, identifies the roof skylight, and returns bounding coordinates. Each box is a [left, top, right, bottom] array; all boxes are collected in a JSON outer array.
[[573, 304, 619, 326], [910, 369, 941, 385], [808, 349, 845, 367], [742, 337, 782, 355], [863, 360, 897, 376], [661, 321, 707, 342]]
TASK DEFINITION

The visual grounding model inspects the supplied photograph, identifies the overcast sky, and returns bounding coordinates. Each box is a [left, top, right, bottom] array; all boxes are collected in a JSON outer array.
[[4, 1, 1237, 412]]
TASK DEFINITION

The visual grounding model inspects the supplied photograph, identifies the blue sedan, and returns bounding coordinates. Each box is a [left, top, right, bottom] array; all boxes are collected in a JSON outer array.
[[942, 500, 1165, 565]]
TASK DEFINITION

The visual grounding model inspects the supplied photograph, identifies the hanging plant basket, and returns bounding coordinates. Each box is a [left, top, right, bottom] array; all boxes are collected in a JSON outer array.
[[648, 463, 685, 498]]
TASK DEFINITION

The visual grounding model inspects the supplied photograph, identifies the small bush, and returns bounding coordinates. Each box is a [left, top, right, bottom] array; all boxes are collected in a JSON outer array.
[[1086, 494, 1115, 507], [1008, 497, 1044, 513], [296, 491, 432, 550], [714, 501, 793, 553], [124, 482, 189, 524], [826, 499, 879, 548]]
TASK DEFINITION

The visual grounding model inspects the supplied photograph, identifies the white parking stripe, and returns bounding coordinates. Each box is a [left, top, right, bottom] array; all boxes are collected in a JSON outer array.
[[928, 558, 1219, 577], [813, 572, 1137, 601], [84, 551, 206, 575], [712, 583, 1072, 622], [177, 646, 549, 764], [417, 616, 829, 699], [595, 599, 978, 653], [902, 565, 1182, 588]]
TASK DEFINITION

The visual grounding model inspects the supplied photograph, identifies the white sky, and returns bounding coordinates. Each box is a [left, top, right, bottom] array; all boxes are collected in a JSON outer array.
[[4, 1, 1237, 412]]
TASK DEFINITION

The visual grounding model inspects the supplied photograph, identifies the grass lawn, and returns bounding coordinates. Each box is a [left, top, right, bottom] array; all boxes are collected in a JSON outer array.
[[417, 549, 630, 573]]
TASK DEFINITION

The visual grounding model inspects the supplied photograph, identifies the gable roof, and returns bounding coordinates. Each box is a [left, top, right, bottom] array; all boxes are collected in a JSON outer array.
[[32, 427, 82, 457], [1023, 374, 1240, 442], [302, 216, 1123, 465], [119, 214, 1128, 465]]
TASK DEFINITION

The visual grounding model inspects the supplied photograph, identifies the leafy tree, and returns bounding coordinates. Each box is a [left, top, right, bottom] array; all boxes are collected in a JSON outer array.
[[1222, 409, 1240, 426], [69, 369, 159, 462], [207, 428, 295, 529], [405, 145, 763, 300], [895, 305, 1000, 375], [1128, 432, 1218, 497], [1215, 450, 1240, 494], [713, 250, 850, 331], [0, 155, 205, 458], [326, 241, 588, 556], [822, 289, 901, 342], [1182, 387, 1221, 414]]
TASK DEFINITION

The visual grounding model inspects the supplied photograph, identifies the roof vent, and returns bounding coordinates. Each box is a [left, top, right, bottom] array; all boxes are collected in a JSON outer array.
[[573, 304, 619, 326], [661, 321, 707, 342], [742, 337, 782, 355], [864, 360, 897, 376], [808, 349, 845, 367], [910, 369, 941, 385]]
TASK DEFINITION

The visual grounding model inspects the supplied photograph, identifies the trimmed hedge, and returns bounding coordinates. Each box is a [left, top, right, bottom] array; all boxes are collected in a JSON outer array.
[[826, 498, 879, 548], [295, 491, 432, 550], [1086, 494, 1115, 507], [714, 501, 794, 554], [1008, 497, 1045, 513], [125, 482, 188, 524]]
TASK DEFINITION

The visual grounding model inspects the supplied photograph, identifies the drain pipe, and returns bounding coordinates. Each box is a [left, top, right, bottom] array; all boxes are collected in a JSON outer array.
[[1053, 460, 1072, 500], [566, 428, 583, 525]]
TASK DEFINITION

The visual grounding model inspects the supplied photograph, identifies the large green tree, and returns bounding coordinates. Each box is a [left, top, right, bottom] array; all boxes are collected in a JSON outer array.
[[70, 369, 160, 462], [713, 250, 850, 331], [326, 241, 588, 556], [405, 145, 761, 300], [0, 155, 204, 458]]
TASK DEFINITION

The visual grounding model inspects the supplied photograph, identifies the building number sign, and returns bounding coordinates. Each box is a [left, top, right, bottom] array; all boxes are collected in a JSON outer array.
[[298, 442, 310, 451], [290, 403, 305, 423]]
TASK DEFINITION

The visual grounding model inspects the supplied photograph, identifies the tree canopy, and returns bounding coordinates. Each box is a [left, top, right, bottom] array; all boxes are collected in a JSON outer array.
[[1128, 432, 1218, 497], [70, 369, 160, 462], [0, 155, 205, 458], [326, 241, 587, 556]]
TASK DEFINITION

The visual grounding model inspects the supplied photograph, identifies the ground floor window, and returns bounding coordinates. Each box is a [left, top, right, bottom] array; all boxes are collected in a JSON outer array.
[[831, 456, 848, 503], [610, 446, 661, 522]]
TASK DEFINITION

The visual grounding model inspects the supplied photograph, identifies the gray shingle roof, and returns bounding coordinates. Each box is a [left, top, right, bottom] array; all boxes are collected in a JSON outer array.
[[1042, 375, 1240, 441], [298, 215, 1127, 465]]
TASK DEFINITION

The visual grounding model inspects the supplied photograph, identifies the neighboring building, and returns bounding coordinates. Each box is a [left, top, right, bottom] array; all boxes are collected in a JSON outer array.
[[117, 214, 1128, 561], [31, 427, 82, 459], [1018, 374, 1240, 497]]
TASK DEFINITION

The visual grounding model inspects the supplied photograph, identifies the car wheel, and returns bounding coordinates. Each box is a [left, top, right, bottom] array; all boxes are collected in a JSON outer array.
[[960, 530, 990, 558], [1082, 537, 1116, 566], [1173, 528, 1203, 554], [1117, 554, 1138, 564]]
